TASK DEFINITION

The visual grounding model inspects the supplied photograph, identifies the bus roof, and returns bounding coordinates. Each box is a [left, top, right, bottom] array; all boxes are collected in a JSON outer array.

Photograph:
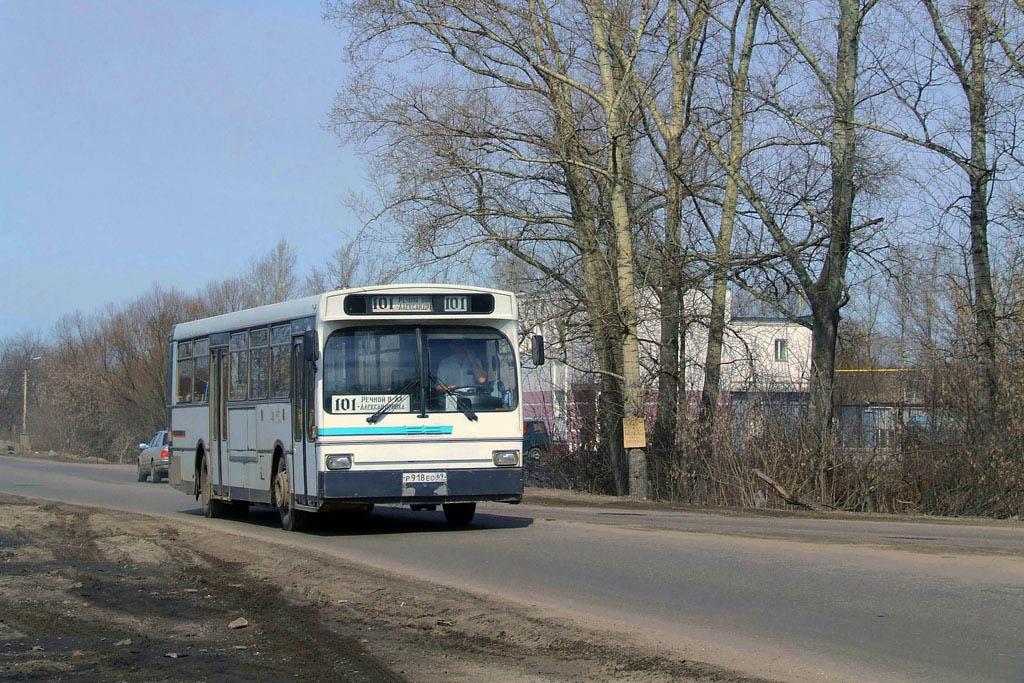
[[172, 284, 517, 341]]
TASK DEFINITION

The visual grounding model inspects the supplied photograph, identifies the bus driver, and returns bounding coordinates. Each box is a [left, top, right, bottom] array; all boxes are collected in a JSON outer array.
[[435, 340, 487, 391]]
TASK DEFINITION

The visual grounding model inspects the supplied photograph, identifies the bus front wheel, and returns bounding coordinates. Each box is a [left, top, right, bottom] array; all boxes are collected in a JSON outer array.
[[273, 457, 308, 532], [442, 502, 476, 525]]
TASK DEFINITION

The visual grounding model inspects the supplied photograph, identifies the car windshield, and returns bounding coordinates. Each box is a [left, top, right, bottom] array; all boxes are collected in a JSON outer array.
[[323, 326, 518, 415]]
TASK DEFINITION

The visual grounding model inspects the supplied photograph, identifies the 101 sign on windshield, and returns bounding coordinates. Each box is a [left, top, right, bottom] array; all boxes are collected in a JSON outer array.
[[369, 295, 469, 313]]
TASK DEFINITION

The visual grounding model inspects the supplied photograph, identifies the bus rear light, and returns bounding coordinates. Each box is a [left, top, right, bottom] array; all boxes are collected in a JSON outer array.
[[160, 449, 168, 459], [492, 450, 520, 467], [326, 454, 353, 470]]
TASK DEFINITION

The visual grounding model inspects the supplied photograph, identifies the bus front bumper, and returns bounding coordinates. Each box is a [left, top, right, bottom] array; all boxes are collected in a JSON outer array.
[[318, 467, 523, 505]]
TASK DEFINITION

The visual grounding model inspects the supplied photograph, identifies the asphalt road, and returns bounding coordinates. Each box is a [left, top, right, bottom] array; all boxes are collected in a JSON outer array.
[[3, 455, 1022, 682]]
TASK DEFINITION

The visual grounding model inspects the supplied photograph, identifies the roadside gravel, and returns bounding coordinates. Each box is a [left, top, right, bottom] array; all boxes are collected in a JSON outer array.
[[0, 493, 759, 682]]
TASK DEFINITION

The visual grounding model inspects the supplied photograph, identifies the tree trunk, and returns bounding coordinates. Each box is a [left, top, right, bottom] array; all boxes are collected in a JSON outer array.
[[650, 144, 684, 485], [539, 22, 627, 491], [589, 0, 645, 497], [596, 326, 627, 493], [967, 0, 998, 437], [647, 0, 710, 496], [806, 0, 860, 506], [697, 0, 760, 453], [807, 306, 839, 502]]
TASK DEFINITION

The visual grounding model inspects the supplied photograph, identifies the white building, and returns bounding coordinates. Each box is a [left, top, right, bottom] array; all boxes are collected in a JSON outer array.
[[522, 290, 812, 438]]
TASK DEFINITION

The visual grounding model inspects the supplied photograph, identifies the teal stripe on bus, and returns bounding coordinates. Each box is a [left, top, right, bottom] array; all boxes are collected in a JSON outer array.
[[317, 426, 454, 437]]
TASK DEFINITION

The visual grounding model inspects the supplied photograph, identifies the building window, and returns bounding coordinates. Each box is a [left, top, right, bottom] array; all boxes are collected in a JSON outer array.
[[774, 338, 788, 363], [553, 389, 566, 418]]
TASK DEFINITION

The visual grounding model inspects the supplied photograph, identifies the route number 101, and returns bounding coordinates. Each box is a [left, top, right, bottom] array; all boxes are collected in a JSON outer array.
[[443, 295, 468, 312]]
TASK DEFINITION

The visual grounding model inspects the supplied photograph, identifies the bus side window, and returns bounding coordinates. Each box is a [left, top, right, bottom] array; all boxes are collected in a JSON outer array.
[[193, 344, 210, 403], [271, 325, 290, 398]]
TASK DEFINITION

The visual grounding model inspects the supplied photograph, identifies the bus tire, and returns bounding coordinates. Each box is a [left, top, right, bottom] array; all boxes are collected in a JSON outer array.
[[137, 461, 147, 482], [273, 457, 307, 532], [442, 502, 476, 525], [199, 455, 229, 519]]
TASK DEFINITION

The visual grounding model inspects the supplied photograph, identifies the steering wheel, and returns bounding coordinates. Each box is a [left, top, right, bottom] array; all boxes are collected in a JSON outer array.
[[449, 384, 486, 395]]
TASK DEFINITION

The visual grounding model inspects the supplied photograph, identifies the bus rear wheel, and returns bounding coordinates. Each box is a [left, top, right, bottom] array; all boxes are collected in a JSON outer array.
[[442, 502, 476, 525], [199, 455, 229, 519], [273, 457, 308, 532]]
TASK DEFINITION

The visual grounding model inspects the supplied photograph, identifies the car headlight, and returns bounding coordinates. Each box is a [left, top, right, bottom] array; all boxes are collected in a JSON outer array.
[[492, 450, 520, 467], [325, 454, 353, 470]]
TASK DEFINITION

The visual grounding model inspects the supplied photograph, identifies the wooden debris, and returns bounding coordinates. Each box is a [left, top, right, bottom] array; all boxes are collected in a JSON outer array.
[[753, 469, 834, 511]]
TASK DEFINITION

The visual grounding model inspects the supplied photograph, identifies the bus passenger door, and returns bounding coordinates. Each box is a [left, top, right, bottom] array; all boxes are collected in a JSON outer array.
[[291, 339, 309, 505], [210, 348, 227, 494]]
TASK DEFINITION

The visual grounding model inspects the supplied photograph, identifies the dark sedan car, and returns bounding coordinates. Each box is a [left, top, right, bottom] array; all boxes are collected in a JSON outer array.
[[523, 419, 550, 459]]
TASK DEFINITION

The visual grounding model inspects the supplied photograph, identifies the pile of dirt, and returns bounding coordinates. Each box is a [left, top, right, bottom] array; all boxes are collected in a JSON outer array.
[[0, 494, 754, 682]]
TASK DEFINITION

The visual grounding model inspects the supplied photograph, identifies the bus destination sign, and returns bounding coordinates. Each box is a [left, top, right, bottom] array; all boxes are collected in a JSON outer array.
[[369, 295, 433, 313], [343, 293, 494, 316]]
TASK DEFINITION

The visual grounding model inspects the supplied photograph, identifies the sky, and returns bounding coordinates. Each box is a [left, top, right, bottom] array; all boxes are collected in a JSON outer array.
[[0, 0, 363, 336]]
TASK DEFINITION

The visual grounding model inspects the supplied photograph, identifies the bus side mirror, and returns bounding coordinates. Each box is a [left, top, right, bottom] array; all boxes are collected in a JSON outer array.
[[303, 330, 319, 362], [531, 335, 545, 366]]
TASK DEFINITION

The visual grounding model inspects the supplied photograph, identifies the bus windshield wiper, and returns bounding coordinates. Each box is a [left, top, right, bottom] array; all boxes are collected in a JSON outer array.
[[428, 372, 478, 421], [366, 377, 419, 424]]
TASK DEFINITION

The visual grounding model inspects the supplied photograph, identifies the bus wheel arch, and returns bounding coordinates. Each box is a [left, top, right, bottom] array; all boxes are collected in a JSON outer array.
[[270, 445, 284, 504], [197, 447, 229, 519], [193, 445, 205, 498]]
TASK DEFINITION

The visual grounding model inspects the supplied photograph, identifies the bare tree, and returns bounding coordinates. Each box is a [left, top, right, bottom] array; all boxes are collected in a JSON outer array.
[[326, 0, 654, 493], [42, 286, 201, 461], [693, 0, 884, 504], [855, 0, 1024, 437], [199, 276, 257, 315], [248, 238, 299, 305], [305, 243, 360, 293], [697, 0, 762, 454], [622, 0, 712, 480], [0, 333, 47, 438]]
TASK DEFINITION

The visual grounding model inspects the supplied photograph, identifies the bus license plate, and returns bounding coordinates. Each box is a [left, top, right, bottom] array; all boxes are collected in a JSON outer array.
[[402, 472, 447, 485]]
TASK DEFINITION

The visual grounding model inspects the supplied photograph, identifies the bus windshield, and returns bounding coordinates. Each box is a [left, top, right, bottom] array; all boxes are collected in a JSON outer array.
[[323, 326, 518, 415]]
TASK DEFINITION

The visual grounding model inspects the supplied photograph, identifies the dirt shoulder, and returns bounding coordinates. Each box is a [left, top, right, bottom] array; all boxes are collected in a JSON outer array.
[[4, 448, 115, 466], [0, 493, 761, 682]]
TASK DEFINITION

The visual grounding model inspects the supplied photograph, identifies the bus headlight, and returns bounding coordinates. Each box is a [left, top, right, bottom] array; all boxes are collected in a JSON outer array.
[[492, 450, 520, 467], [326, 454, 353, 470]]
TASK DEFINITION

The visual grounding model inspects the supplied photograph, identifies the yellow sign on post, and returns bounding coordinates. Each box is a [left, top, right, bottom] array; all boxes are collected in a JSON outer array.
[[622, 417, 647, 449]]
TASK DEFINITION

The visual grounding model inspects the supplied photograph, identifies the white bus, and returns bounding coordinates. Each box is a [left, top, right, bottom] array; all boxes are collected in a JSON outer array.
[[168, 285, 540, 531]]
